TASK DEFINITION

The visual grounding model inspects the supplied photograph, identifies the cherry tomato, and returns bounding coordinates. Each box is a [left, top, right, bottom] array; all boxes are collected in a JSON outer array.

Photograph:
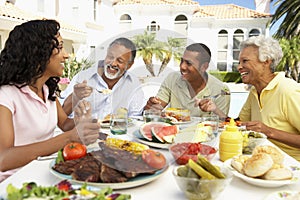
[[62, 142, 87, 161], [142, 149, 166, 169]]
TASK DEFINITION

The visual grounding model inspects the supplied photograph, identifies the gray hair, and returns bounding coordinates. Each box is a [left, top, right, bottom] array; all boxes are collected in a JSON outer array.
[[240, 35, 283, 72], [109, 37, 136, 62]]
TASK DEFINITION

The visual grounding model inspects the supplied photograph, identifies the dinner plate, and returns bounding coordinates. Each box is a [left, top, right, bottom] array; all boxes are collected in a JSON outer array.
[[132, 129, 171, 149], [171, 120, 192, 125], [224, 158, 300, 188], [171, 117, 203, 126], [49, 160, 168, 190], [264, 190, 300, 200]]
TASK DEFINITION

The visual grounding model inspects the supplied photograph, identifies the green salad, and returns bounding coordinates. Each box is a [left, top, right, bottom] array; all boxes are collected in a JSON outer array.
[[2, 180, 131, 200]]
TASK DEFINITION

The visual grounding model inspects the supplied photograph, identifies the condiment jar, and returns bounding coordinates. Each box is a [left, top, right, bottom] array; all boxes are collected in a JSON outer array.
[[219, 118, 243, 162]]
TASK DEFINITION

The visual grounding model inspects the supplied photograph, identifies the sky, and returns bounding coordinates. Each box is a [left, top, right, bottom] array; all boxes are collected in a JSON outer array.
[[195, 0, 281, 35]]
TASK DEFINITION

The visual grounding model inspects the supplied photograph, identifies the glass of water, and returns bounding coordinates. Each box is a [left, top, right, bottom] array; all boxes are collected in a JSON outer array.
[[143, 109, 161, 122], [201, 115, 219, 137], [110, 113, 128, 135]]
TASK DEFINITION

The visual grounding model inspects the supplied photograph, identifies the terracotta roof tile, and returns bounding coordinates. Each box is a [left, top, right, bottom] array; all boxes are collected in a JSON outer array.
[[116, 0, 198, 5], [0, 2, 85, 33], [194, 4, 271, 19]]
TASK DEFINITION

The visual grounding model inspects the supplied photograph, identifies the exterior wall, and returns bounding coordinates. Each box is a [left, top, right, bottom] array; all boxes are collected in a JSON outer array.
[[0, 1, 271, 74], [114, 4, 196, 34], [189, 18, 270, 71]]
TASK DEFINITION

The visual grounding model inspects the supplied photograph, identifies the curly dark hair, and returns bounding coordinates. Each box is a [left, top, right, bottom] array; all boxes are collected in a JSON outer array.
[[0, 19, 62, 101]]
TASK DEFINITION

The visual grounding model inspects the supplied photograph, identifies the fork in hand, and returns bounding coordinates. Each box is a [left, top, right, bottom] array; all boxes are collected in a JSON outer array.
[[203, 89, 230, 99], [76, 81, 112, 94]]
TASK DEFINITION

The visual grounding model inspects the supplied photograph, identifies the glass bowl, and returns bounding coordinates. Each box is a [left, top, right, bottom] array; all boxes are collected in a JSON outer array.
[[173, 165, 233, 200], [169, 142, 217, 165], [242, 131, 267, 154]]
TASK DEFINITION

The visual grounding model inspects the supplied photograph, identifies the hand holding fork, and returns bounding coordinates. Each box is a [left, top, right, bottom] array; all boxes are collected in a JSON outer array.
[[75, 81, 112, 99], [194, 89, 230, 111], [202, 89, 230, 100]]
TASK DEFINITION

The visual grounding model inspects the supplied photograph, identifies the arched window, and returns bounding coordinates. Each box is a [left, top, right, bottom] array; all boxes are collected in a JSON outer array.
[[249, 29, 260, 37], [232, 29, 244, 71], [120, 14, 132, 21], [147, 21, 160, 32], [174, 14, 188, 36], [119, 14, 132, 31], [217, 30, 228, 71]]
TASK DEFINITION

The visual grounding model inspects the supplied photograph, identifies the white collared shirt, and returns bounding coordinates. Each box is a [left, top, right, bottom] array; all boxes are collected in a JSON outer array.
[[61, 61, 145, 118]]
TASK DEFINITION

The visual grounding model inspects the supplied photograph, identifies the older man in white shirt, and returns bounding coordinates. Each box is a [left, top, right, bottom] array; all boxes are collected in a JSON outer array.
[[61, 37, 144, 119]]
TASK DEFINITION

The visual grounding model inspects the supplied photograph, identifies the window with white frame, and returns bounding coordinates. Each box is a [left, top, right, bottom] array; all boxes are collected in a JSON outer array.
[[217, 30, 228, 71], [93, 0, 98, 21], [119, 14, 132, 31], [147, 21, 160, 32], [249, 29, 260, 37], [232, 29, 244, 71], [174, 15, 188, 37]]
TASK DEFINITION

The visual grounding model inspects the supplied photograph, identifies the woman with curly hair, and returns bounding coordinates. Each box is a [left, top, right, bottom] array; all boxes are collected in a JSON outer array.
[[0, 19, 100, 182]]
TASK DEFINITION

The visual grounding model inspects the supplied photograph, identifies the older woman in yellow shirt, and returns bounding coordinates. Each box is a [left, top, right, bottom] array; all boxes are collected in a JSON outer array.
[[201, 35, 300, 161], [238, 35, 300, 161]]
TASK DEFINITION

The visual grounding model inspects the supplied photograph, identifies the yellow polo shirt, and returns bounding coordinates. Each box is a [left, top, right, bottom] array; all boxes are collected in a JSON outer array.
[[157, 72, 230, 117], [239, 72, 300, 161]]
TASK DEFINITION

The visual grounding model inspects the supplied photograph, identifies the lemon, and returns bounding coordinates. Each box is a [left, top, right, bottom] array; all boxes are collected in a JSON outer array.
[[194, 123, 213, 142], [117, 107, 128, 117], [163, 135, 175, 143]]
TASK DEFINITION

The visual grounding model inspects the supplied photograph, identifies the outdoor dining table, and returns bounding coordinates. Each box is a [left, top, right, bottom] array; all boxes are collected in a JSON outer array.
[[0, 119, 299, 200]]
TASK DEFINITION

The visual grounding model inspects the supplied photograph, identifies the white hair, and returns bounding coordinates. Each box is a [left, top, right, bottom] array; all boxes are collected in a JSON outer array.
[[240, 35, 283, 72]]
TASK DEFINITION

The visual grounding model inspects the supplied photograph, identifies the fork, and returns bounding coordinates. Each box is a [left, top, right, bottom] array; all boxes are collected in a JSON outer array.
[[76, 81, 111, 94], [203, 89, 230, 99], [203, 93, 222, 99]]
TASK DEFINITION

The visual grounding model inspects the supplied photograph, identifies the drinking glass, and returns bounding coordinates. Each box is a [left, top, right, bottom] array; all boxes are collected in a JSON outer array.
[[110, 113, 128, 135], [143, 109, 161, 122], [201, 115, 219, 137]]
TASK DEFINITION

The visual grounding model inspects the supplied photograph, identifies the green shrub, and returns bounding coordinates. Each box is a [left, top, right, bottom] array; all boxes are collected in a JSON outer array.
[[209, 71, 242, 83]]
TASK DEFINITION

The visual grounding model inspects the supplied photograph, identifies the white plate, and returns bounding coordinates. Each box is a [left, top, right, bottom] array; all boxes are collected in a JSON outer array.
[[171, 120, 192, 125], [132, 129, 171, 149], [171, 117, 204, 125], [224, 158, 300, 188], [49, 160, 168, 190], [264, 190, 300, 200]]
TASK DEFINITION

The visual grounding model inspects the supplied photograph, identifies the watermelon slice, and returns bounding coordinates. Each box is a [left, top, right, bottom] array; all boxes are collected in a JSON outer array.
[[139, 122, 171, 141], [151, 125, 179, 143]]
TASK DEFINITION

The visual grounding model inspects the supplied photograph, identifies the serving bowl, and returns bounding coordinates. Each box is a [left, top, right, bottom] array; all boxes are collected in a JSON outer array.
[[242, 131, 267, 154], [169, 142, 217, 165], [173, 165, 233, 200]]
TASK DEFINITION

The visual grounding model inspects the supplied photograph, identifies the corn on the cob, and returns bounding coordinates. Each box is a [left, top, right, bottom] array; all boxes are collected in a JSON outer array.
[[105, 138, 149, 154]]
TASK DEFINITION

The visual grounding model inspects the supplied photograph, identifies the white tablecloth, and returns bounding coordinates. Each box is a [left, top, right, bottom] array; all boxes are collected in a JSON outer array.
[[1, 120, 300, 200]]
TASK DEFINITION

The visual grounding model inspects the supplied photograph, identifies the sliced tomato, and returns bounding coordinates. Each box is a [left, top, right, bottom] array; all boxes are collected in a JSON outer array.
[[62, 142, 87, 161], [142, 149, 166, 169], [170, 142, 217, 165]]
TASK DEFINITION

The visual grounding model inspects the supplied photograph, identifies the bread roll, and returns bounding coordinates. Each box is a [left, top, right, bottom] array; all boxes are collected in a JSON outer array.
[[244, 153, 273, 177], [231, 155, 249, 173], [252, 145, 284, 165], [262, 167, 293, 180]]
